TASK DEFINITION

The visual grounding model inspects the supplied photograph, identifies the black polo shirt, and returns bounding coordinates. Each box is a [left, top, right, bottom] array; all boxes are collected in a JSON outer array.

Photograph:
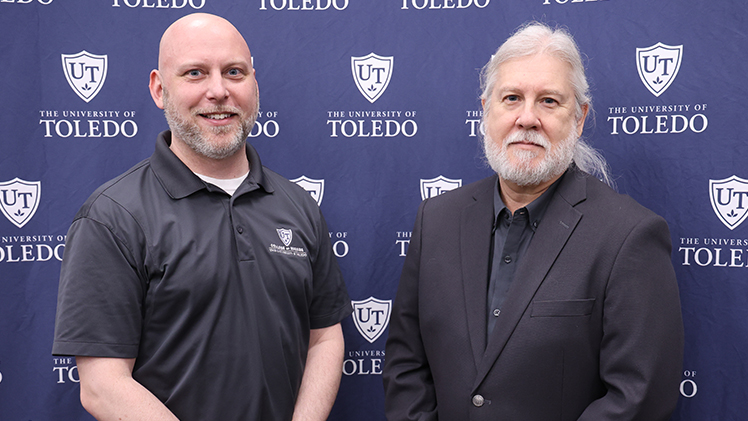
[[53, 131, 352, 421]]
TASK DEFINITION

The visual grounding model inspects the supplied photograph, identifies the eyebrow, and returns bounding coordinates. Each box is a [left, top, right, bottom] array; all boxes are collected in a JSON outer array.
[[496, 86, 568, 99], [175, 60, 251, 71]]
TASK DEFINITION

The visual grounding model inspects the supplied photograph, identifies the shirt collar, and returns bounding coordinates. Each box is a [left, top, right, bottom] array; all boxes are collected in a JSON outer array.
[[493, 170, 565, 232], [149, 130, 274, 199]]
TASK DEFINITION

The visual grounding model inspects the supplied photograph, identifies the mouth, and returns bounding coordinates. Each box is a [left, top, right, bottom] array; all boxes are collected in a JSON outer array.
[[200, 112, 237, 121], [508, 140, 544, 150]]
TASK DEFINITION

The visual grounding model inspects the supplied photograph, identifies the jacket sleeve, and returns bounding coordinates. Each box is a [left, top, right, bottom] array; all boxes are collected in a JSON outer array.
[[578, 214, 684, 421], [383, 200, 439, 421]]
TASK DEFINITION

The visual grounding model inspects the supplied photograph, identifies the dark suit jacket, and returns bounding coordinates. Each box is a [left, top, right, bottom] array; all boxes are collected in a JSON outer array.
[[383, 167, 684, 421]]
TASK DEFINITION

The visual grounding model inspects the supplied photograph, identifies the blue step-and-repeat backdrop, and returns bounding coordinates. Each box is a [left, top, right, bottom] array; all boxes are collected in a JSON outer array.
[[1, 0, 747, 419]]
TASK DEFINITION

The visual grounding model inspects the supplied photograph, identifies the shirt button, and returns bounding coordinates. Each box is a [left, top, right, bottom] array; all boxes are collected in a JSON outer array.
[[493, 309, 500, 317], [236, 226, 244, 234], [503, 255, 512, 264], [472, 394, 485, 407]]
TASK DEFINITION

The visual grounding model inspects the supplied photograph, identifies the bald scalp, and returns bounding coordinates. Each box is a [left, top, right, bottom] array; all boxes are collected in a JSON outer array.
[[157, 13, 251, 71]]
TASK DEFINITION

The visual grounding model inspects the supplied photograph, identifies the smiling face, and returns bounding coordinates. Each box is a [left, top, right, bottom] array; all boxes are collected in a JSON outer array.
[[482, 53, 588, 187], [149, 14, 259, 161]]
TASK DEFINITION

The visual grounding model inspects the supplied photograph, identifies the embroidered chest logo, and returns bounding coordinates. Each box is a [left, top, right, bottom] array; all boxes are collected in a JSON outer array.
[[277, 228, 293, 246], [269, 227, 307, 258]]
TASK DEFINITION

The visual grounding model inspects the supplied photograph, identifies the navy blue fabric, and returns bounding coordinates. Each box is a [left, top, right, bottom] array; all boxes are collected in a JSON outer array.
[[1, 1, 746, 420]]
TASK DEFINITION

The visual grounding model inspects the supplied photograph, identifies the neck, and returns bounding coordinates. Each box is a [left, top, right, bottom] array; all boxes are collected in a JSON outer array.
[[169, 138, 249, 179], [498, 174, 561, 213]]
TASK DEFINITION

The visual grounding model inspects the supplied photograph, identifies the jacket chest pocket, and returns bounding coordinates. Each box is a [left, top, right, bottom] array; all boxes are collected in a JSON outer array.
[[530, 298, 595, 317]]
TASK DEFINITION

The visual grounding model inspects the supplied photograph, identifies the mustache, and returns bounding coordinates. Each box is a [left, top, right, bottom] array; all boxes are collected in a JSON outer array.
[[503, 130, 551, 149], [193, 106, 243, 115]]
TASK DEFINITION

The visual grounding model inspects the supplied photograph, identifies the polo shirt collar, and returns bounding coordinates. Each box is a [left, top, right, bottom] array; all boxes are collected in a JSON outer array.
[[149, 130, 274, 199]]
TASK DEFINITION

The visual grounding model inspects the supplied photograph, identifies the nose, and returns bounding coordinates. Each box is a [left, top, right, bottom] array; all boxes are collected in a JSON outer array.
[[205, 73, 229, 101], [515, 102, 540, 130]]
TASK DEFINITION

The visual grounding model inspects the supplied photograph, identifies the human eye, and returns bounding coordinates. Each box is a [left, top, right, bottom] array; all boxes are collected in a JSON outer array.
[[226, 68, 245, 78], [503, 94, 519, 103], [185, 69, 203, 78], [541, 97, 558, 106]]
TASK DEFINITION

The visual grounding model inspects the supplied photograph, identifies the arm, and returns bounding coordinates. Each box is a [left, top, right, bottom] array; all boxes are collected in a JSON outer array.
[[382, 202, 438, 421], [578, 215, 684, 420], [292, 323, 345, 421], [77, 356, 179, 421]]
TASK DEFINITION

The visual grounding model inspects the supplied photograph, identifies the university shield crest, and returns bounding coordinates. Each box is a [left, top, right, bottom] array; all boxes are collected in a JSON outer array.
[[291, 176, 325, 206], [351, 297, 392, 344], [0, 178, 41, 228], [636, 43, 683, 97], [351, 53, 393, 103], [61, 50, 108, 102], [420, 175, 462, 201], [710, 176, 748, 231], [276, 228, 293, 246]]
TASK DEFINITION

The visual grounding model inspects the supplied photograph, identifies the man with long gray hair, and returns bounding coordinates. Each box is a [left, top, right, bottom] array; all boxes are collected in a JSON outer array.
[[384, 22, 683, 420]]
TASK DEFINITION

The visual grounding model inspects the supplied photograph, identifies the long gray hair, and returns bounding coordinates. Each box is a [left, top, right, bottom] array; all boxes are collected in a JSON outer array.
[[480, 22, 612, 186]]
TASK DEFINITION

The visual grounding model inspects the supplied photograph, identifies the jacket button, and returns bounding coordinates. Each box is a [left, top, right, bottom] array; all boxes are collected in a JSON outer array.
[[472, 394, 484, 407]]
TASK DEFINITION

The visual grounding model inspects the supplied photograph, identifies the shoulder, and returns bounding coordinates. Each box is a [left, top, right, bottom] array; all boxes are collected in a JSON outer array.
[[586, 175, 659, 221], [565, 170, 668, 237], [422, 174, 496, 209], [258, 166, 323, 217], [73, 158, 152, 225]]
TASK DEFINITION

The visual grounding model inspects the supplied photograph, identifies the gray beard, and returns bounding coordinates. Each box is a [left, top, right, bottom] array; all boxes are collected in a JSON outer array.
[[483, 127, 576, 186], [163, 91, 258, 160]]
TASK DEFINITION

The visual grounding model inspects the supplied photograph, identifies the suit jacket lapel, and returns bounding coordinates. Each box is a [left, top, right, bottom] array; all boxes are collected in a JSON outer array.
[[473, 169, 588, 389], [460, 176, 497, 368]]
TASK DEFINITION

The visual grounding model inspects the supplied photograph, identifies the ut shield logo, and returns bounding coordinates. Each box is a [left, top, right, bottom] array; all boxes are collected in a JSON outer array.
[[0, 178, 41, 229], [636, 42, 682, 97], [351, 53, 393, 103], [276, 228, 293, 246], [291, 176, 325, 206], [351, 297, 392, 344], [710, 176, 748, 231], [61, 50, 108, 102], [420, 175, 462, 200]]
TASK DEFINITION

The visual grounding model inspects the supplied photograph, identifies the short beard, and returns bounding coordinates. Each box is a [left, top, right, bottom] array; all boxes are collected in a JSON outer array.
[[483, 126, 576, 187], [163, 89, 259, 160]]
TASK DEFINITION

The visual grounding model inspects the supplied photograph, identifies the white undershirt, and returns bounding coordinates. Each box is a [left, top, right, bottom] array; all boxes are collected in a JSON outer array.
[[195, 171, 250, 196]]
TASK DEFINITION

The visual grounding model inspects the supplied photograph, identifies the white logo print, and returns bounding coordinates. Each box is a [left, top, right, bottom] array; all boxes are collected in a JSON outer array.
[[276, 228, 293, 246], [61, 51, 108, 102], [351, 53, 393, 103], [351, 297, 392, 344], [636, 43, 682, 97], [420, 176, 462, 200], [710, 176, 748, 231], [291, 176, 325, 206], [0, 178, 41, 229]]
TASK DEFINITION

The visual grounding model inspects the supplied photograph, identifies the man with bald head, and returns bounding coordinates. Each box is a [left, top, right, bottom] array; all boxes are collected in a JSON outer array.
[[53, 13, 351, 420]]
